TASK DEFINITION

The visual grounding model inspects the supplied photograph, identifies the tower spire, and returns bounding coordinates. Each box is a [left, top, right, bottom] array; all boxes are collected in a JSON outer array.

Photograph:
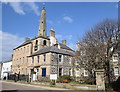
[[38, 3, 46, 37]]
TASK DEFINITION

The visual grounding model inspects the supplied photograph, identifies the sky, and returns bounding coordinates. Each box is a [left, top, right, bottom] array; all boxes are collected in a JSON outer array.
[[1, 2, 118, 62]]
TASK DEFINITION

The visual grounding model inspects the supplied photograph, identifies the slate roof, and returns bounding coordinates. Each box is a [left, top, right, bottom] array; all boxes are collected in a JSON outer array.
[[54, 43, 74, 51], [29, 46, 74, 57], [13, 40, 31, 50], [13, 36, 50, 50]]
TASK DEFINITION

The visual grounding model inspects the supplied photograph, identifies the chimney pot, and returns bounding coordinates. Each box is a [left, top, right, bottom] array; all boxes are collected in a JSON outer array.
[[50, 29, 55, 37], [62, 40, 66, 45], [25, 37, 30, 41]]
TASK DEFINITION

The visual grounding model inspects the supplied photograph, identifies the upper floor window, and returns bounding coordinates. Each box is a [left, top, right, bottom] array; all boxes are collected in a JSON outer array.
[[23, 57, 24, 63], [113, 55, 118, 61], [84, 70, 88, 76], [21, 48, 22, 54], [58, 55, 62, 62], [35, 40, 38, 45], [37, 56, 40, 63], [34, 40, 38, 51], [32, 57, 34, 64], [24, 47, 26, 53], [27, 46, 29, 52], [26, 57, 28, 63], [43, 54, 46, 62], [20, 58, 21, 62], [43, 40, 46, 45]]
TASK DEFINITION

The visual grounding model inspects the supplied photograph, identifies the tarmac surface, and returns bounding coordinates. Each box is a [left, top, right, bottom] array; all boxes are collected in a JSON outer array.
[[1, 81, 96, 92]]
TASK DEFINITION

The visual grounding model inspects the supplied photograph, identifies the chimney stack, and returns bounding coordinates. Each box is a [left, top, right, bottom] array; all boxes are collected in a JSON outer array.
[[24, 37, 30, 41], [50, 29, 55, 37], [62, 40, 66, 45]]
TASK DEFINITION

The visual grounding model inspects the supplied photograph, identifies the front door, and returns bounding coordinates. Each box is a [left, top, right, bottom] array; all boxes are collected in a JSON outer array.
[[42, 68, 46, 77], [59, 68, 62, 76]]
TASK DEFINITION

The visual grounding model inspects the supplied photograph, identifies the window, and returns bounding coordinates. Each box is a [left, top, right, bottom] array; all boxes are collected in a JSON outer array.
[[113, 55, 118, 60], [35, 40, 38, 45], [42, 68, 46, 77], [37, 69, 39, 79], [7, 68, 8, 71], [26, 68, 27, 74], [43, 40, 46, 45], [59, 68, 62, 76], [114, 67, 119, 75], [24, 47, 25, 53], [84, 70, 88, 76], [58, 55, 62, 62], [43, 54, 46, 62], [21, 48, 22, 54], [20, 58, 21, 62], [27, 46, 29, 52], [26, 57, 28, 63], [18, 69, 20, 74], [76, 70, 80, 76], [32, 57, 34, 64], [23, 57, 24, 63], [34, 40, 38, 51], [37, 56, 39, 63], [69, 57, 72, 64]]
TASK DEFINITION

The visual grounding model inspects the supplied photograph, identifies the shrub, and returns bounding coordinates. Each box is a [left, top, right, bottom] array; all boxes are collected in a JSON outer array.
[[57, 75, 72, 83], [61, 75, 72, 80]]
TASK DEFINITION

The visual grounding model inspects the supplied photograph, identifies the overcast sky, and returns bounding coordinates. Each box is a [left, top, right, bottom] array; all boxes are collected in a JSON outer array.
[[1, 2, 118, 62]]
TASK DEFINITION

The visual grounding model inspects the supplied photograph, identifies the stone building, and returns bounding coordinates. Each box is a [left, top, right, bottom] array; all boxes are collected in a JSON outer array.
[[110, 44, 120, 80], [73, 42, 89, 82], [12, 8, 74, 81], [1, 59, 12, 80], [75, 41, 120, 82]]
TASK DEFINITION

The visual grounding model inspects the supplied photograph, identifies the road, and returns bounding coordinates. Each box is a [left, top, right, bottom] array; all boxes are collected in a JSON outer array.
[[1, 81, 69, 92], [1, 81, 95, 92]]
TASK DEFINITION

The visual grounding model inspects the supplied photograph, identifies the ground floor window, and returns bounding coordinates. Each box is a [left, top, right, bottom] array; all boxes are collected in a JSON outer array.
[[42, 68, 46, 77]]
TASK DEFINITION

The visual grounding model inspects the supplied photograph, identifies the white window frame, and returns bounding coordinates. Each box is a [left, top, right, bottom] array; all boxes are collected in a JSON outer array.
[[58, 54, 62, 62], [32, 57, 34, 64], [43, 54, 46, 62], [114, 67, 119, 75], [84, 70, 88, 76]]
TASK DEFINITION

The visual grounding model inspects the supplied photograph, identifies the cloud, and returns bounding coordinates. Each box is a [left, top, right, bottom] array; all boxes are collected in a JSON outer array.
[[0, 31, 24, 61], [9, 2, 25, 15], [63, 16, 73, 23], [3, 2, 40, 16], [25, 2, 40, 16]]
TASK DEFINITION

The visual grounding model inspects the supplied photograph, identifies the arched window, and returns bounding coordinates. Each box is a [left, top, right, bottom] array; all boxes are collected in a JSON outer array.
[[43, 40, 47, 45], [35, 40, 38, 45], [34, 40, 38, 51]]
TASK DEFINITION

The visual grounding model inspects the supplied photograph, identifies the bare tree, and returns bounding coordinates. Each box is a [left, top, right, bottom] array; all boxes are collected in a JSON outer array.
[[76, 19, 119, 84]]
